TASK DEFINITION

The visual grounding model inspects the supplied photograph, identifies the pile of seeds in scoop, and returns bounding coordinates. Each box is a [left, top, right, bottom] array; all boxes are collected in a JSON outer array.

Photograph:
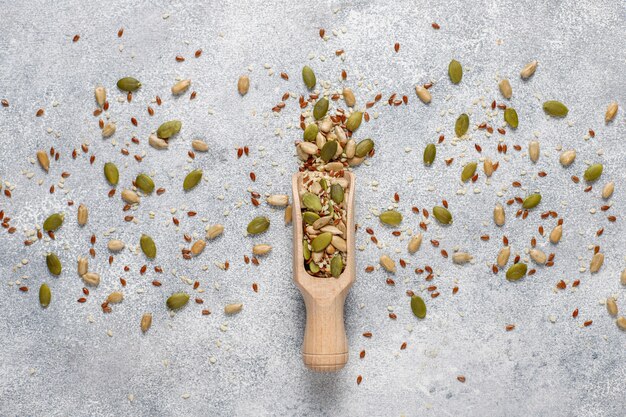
[[299, 171, 349, 278]]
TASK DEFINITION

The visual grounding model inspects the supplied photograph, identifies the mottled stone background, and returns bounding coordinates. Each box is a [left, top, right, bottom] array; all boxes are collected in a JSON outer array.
[[0, 0, 625, 416]]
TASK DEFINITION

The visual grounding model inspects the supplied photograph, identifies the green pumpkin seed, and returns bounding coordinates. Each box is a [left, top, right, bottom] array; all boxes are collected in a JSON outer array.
[[379, 210, 402, 226], [411, 295, 427, 318], [313, 97, 329, 120], [303, 124, 319, 142], [39, 283, 51, 308], [346, 112, 363, 132], [136, 173, 155, 194], [309, 262, 320, 274], [448, 60, 463, 84], [311, 232, 332, 252], [506, 263, 527, 281], [330, 183, 344, 204], [302, 66, 316, 90], [247, 216, 270, 234], [320, 140, 337, 163], [455, 113, 469, 137], [43, 213, 64, 232], [156, 120, 182, 139], [302, 192, 322, 212], [302, 211, 320, 225], [355, 138, 374, 158], [583, 164, 603, 182], [140, 234, 157, 258], [504, 108, 519, 128], [522, 193, 541, 209], [104, 162, 119, 186], [166, 292, 189, 310], [319, 178, 328, 190], [423, 143, 436, 166], [183, 169, 202, 190], [330, 255, 343, 278], [433, 206, 453, 225], [543, 101, 568, 117], [303, 239, 311, 260], [46, 253, 62, 276], [117, 77, 141, 92], [461, 162, 477, 182]]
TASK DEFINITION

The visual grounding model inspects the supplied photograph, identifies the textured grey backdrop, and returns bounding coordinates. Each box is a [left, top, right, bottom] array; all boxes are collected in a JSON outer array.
[[0, 0, 625, 416]]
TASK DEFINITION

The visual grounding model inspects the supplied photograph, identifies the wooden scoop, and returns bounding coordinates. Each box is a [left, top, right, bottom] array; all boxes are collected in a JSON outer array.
[[291, 171, 356, 372]]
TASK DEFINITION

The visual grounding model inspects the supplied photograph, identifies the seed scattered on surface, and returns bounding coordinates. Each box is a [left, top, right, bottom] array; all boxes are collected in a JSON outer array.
[[499, 79, 512, 99], [494, 203, 505, 226], [82, 272, 100, 286], [102, 122, 116, 138], [408, 233, 422, 254], [319, 140, 338, 163], [171, 79, 191, 95], [543, 101, 568, 117], [94, 86, 106, 107], [410, 295, 426, 319], [107, 239, 125, 252], [522, 193, 541, 209], [136, 173, 155, 194], [237, 75, 250, 96], [559, 150, 576, 167], [247, 216, 270, 235], [107, 291, 124, 304], [590, 252, 604, 273], [166, 292, 189, 310], [183, 169, 203, 191], [520, 60, 538, 79], [140, 313, 152, 333], [379, 210, 402, 226], [583, 163, 603, 182], [528, 140, 539, 162], [497, 246, 510, 268], [415, 85, 432, 103], [452, 252, 473, 264], [77, 257, 88, 276], [601, 181, 614, 199], [606, 297, 618, 317], [266, 194, 289, 207], [43, 213, 64, 232], [483, 158, 494, 177], [617, 317, 626, 331], [506, 263, 527, 281], [550, 224, 562, 244], [380, 255, 396, 273], [36, 150, 50, 172], [206, 224, 224, 240], [190, 239, 206, 256], [156, 120, 182, 139], [39, 283, 51, 308], [225, 303, 243, 315], [504, 108, 518, 128], [605, 101, 618, 123], [103, 162, 119, 186], [529, 248, 547, 265], [433, 206, 452, 225], [140, 234, 157, 259], [252, 244, 272, 256], [191, 139, 209, 152], [117, 77, 141, 92], [455, 113, 469, 137], [302, 66, 316, 90], [121, 189, 140, 204], [346, 111, 363, 132], [423, 144, 436, 166], [313, 97, 329, 120], [343, 87, 356, 107], [448, 59, 462, 84], [149, 134, 168, 149], [77, 204, 88, 226], [461, 162, 477, 182]]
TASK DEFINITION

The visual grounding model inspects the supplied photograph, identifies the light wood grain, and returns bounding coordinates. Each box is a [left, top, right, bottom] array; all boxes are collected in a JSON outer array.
[[291, 171, 356, 372]]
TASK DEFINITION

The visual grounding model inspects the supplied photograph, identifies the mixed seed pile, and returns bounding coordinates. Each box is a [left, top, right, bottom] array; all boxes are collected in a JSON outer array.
[[0, 22, 625, 389]]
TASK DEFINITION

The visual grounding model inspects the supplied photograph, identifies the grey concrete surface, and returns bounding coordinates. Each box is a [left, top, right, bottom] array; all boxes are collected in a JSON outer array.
[[0, 0, 625, 416]]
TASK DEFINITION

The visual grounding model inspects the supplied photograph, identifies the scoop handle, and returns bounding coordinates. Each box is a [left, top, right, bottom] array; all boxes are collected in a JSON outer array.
[[301, 292, 349, 372]]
